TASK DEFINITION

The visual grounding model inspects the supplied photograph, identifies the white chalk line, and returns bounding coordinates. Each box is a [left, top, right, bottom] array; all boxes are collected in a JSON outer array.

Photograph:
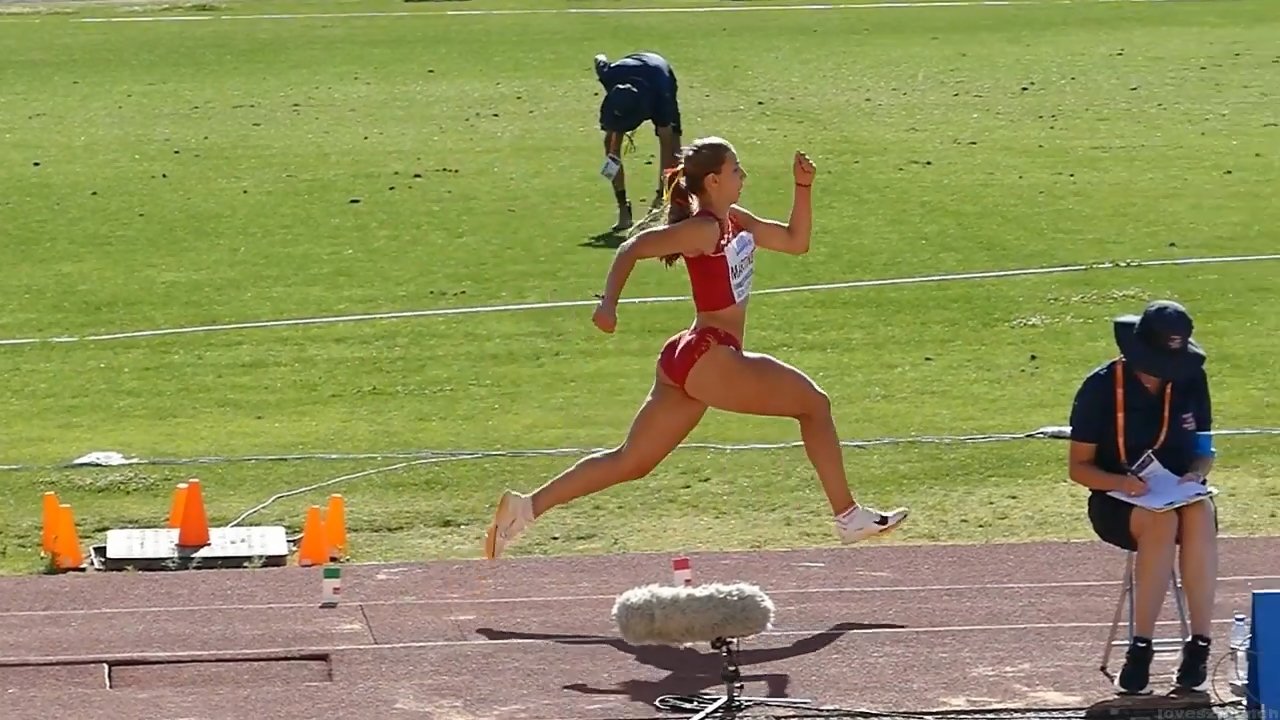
[[0, 617, 1234, 667], [67, 0, 1199, 23], [3, 253, 1276, 348], [3, 574, 1275, 619]]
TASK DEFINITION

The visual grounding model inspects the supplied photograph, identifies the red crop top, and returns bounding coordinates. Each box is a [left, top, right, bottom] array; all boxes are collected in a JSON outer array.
[[683, 209, 756, 312]]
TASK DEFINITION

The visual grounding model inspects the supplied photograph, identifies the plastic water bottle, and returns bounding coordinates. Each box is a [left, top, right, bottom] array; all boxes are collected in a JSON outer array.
[[1229, 612, 1250, 684]]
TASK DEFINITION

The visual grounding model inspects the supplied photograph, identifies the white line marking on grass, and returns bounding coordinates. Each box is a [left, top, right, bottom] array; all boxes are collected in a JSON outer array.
[[0, 618, 1237, 667], [1, 253, 1276, 347], [69, 0, 1198, 23], [1, 575, 1274, 618]]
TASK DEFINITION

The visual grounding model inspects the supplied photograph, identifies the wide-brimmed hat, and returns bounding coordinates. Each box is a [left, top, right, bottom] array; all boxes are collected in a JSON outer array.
[[1112, 300, 1206, 381]]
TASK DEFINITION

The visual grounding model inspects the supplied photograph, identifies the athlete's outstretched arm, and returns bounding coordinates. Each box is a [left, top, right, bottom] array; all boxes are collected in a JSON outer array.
[[598, 217, 719, 304], [729, 194, 810, 255], [729, 151, 816, 256]]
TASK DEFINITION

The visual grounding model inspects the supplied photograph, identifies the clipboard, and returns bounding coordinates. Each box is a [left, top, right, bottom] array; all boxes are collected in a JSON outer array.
[[1107, 451, 1218, 512]]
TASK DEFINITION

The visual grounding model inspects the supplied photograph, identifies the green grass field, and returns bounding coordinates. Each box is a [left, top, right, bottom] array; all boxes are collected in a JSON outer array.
[[1, 0, 1277, 575]]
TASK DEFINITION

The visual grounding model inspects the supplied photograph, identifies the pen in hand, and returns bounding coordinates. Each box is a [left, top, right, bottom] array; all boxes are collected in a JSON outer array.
[[1120, 474, 1149, 497]]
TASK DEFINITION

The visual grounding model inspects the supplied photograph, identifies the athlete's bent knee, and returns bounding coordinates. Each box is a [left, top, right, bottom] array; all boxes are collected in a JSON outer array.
[[787, 377, 830, 420], [805, 384, 831, 417], [744, 353, 832, 419]]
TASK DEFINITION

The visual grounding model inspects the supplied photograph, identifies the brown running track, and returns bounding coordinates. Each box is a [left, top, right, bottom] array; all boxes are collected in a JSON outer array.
[[0, 537, 1276, 720]]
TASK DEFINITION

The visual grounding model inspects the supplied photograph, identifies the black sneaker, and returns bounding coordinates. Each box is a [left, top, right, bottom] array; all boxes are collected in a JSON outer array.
[[1175, 635, 1211, 692], [1115, 637, 1154, 695]]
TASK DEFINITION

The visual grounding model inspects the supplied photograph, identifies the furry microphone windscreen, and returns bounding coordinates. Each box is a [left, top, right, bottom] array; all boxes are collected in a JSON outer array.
[[611, 582, 775, 646]]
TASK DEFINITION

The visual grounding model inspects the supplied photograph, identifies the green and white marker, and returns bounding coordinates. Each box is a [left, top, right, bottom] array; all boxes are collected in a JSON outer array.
[[320, 566, 341, 608]]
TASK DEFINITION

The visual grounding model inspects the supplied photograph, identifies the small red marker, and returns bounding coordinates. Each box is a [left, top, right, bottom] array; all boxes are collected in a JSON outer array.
[[672, 556, 693, 586]]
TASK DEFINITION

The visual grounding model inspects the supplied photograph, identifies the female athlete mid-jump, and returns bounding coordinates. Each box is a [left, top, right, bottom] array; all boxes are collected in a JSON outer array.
[[484, 136, 910, 560]]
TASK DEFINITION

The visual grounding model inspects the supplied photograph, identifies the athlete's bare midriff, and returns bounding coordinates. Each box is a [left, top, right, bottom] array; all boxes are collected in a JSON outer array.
[[692, 300, 748, 344]]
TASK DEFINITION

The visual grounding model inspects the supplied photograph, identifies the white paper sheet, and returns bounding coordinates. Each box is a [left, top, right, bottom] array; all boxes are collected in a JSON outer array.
[[600, 155, 621, 181], [1107, 451, 1217, 512]]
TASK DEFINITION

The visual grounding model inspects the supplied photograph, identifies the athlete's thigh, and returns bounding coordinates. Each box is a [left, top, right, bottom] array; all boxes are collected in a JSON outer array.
[[684, 347, 822, 417], [620, 374, 708, 459]]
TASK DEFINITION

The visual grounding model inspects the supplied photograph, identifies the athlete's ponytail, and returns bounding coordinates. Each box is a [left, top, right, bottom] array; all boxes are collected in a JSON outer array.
[[660, 164, 694, 267], [664, 164, 693, 223]]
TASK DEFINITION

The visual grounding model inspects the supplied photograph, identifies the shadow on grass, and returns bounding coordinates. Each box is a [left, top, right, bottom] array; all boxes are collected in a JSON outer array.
[[580, 230, 626, 249]]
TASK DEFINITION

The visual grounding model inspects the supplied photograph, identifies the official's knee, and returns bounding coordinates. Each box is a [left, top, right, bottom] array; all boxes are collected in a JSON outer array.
[[1136, 507, 1179, 546], [1176, 499, 1215, 526], [1176, 500, 1218, 541]]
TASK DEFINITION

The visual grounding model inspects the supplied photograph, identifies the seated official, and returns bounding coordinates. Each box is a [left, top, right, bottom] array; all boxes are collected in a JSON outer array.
[[1066, 300, 1218, 696]]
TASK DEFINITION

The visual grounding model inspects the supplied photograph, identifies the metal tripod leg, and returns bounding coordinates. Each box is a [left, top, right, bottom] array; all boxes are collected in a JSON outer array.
[[1100, 551, 1135, 677], [683, 638, 814, 719], [1171, 570, 1191, 641]]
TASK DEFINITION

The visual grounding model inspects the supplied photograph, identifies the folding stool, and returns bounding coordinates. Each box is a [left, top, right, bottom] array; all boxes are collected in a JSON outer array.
[[1099, 550, 1192, 678]]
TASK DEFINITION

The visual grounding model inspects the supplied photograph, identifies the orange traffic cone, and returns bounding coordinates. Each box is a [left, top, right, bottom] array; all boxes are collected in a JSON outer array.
[[167, 482, 189, 529], [325, 494, 347, 561], [41, 491, 60, 556], [297, 505, 328, 567], [51, 503, 84, 571], [176, 478, 210, 547]]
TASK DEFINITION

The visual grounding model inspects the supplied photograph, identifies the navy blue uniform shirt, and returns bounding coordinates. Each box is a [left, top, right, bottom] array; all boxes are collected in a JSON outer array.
[[594, 52, 680, 134], [1069, 359, 1213, 481]]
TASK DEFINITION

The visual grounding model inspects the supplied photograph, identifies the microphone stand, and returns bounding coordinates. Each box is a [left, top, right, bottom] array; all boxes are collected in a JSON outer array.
[[656, 637, 814, 720]]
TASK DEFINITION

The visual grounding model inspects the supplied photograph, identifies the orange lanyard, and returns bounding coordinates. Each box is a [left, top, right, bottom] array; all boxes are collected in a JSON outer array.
[[1113, 358, 1171, 468]]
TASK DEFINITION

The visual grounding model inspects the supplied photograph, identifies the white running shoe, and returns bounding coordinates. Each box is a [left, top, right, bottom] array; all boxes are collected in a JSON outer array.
[[835, 504, 909, 543], [484, 490, 535, 560]]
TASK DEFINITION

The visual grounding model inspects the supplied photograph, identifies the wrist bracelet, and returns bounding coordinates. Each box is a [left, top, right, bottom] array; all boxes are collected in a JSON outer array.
[[796, 183, 812, 188]]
